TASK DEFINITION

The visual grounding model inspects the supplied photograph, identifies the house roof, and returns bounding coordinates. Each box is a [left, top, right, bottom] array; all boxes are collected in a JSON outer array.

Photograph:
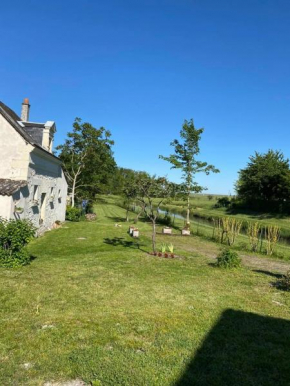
[[0, 101, 60, 161], [0, 179, 27, 196]]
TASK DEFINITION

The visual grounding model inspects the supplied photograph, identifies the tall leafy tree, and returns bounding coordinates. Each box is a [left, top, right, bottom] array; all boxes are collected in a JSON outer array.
[[236, 150, 290, 210], [56, 118, 116, 206], [160, 119, 219, 224]]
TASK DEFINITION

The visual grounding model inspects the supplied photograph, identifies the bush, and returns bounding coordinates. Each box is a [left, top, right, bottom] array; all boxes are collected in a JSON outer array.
[[85, 201, 95, 214], [66, 206, 82, 221], [216, 248, 241, 269], [0, 218, 35, 268], [158, 212, 173, 227], [276, 271, 290, 291], [215, 197, 231, 208], [0, 249, 31, 268]]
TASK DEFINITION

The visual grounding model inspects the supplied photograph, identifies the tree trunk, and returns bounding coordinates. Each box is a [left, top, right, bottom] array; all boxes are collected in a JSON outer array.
[[152, 220, 156, 253], [134, 205, 145, 224], [126, 207, 129, 222], [71, 177, 76, 208], [186, 191, 190, 224]]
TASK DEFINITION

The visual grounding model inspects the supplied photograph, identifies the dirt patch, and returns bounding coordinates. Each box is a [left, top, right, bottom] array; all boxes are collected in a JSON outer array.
[[179, 241, 290, 274], [43, 380, 86, 386]]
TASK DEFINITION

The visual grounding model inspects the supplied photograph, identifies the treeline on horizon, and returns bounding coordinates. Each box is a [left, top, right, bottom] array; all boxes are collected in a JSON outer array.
[[56, 118, 290, 215]]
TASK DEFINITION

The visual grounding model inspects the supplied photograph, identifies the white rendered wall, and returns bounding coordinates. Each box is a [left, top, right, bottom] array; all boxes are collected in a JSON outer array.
[[0, 195, 13, 219], [0, 114, 31, 180], [22, 148, 67, 233]]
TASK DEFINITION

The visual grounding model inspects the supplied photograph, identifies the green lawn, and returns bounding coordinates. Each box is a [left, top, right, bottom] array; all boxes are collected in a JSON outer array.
[[0, 196, 290, 385]]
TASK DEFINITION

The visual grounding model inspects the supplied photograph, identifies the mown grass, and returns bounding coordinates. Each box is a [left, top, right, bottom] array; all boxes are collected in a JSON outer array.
[[0, 196, 290, 385]]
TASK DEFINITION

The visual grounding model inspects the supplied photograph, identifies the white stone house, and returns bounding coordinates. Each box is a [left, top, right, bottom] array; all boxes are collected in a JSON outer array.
[[0, 98, 67, 233]]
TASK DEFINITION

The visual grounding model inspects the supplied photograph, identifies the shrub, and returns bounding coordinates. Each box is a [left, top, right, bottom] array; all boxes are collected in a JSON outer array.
[[158, 213, 173, 227], [0, 218, 35, 268], [215, 197, 231, 208], [66, 206, 82, 221], [216, 248, 241, 269], [276, 271, 290, 291], [86, 201, 95, 214], [0, 249, 31, 268]]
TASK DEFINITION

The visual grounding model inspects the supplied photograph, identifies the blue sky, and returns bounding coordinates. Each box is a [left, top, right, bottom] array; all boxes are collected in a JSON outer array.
[[1, 0, 290, 194]]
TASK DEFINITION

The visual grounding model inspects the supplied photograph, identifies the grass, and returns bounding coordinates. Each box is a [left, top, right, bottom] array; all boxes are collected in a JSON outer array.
[[151, 195, 290, 259], [160, 194, 290, 234], [0, 196, 290, 385]]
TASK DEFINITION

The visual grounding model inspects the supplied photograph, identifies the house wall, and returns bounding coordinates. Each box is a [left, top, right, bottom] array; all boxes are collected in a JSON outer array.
[[0, 114, 31, 180], [20, 148, 68, 233], [0, 195, 13, 219], [0, 115, 68, 232]]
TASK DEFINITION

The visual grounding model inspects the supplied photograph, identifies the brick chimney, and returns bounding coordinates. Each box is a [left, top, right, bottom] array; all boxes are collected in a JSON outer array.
[[21, 98, 30, 121]]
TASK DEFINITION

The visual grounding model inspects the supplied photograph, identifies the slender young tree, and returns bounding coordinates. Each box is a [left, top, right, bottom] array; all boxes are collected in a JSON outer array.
[[135, 176, 177, 253], [160, 119, 219, 224], [122, 184, 137, 222]]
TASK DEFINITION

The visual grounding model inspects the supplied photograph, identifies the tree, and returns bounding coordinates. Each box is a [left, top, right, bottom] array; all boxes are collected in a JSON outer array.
[[122, 183, 137, 222], [236, 150, 290, 211], [121, 170, 149, 222], [56, 118, 116, 206], [160, 119, 219, 224], [135, 176, 177, 252]]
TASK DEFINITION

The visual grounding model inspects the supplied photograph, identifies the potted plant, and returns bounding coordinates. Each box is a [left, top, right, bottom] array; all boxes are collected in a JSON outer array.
[[168, 243, 175, 258], [132, 228, 139, 238], [160, 243, 167, 257], [31, 199, 39, 207], [14, 206, 24, 214], [50, 195, 55, 202], [162, 226, 172, 235], [182, 222, 191, 236]]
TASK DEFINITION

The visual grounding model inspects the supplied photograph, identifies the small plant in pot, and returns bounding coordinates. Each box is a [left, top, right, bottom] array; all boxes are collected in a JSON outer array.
[[161, 243, 167, 256], [168, 243, 175, 258]]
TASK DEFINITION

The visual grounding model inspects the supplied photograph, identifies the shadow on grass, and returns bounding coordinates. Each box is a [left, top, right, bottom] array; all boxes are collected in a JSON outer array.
[[103, 237, 147, 253], [107, 215, 148, 225], [107, 216, 127, 223], [174, 309, 290, 386], [253, 269, 283, 279]]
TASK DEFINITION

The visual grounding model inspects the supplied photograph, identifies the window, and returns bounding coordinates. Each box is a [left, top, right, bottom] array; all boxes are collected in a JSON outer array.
[[33, 185, 39, 201], [58, 189, 61, 202], [40, 193, 47, 224], [50, 187, 54, 196]]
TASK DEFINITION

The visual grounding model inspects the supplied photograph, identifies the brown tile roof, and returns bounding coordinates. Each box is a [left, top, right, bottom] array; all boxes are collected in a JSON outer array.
[[0, 179, 27, 196]]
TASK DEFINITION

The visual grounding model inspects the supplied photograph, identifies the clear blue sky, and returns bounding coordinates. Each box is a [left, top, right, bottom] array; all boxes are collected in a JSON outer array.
[[1, 0, 290, 194]]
